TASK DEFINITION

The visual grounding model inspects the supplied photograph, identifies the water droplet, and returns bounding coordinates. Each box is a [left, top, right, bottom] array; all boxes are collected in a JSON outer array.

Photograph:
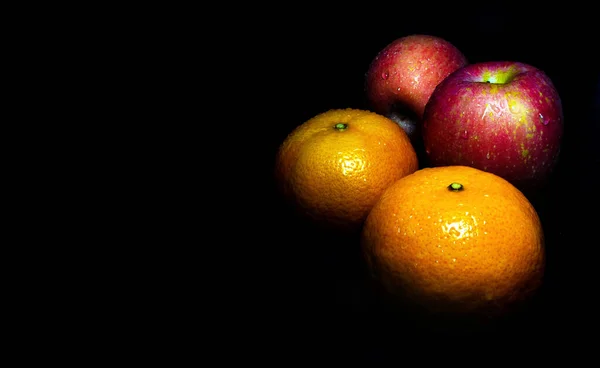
[[461, 130, 469, 139], [539, 113, 549, 125], [425, 147, 431, 155], [396, 87, 401, 91], [381, 71, 389, 80], [486, 152, 490, 159]]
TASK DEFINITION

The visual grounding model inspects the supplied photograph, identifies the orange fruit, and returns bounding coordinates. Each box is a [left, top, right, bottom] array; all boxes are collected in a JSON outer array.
[[361, 165, 545, 321], [275, 108, 418, 233]]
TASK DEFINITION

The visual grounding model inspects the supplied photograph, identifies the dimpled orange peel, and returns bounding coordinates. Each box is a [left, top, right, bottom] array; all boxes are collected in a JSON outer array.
[[275, 108, 418, 233], [361, 165, 545, 322]]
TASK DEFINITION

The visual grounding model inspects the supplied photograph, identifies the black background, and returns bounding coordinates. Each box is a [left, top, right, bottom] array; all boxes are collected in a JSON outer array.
[[250, 7, 599, 363]]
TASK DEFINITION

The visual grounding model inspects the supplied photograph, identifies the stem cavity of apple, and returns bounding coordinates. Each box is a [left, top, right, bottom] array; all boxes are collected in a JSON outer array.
[[448, 182, 464, 192], [480, 68, 518, 84]]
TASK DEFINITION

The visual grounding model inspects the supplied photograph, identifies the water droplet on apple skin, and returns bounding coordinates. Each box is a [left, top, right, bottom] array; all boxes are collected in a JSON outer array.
[[381, 71, 389, 80], [539, 113, 550, 126], [461, 130, 469, 139]]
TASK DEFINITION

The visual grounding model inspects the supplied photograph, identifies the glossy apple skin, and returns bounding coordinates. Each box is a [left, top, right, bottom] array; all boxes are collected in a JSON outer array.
[[422, 61, 564, 191], [365, 35, 468, 140]]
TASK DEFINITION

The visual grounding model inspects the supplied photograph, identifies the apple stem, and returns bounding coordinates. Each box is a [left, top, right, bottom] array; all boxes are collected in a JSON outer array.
[[448, 182, 464, 192], [334, 123, 348, 131]]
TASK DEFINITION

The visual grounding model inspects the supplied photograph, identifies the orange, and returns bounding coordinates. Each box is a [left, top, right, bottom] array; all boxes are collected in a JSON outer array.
[[361, 165, 545, 321], [274, 108, 418, 233]]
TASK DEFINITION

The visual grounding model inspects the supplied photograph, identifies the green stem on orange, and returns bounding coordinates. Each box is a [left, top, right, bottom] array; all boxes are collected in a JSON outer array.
[[448, 182, 464, 192], [334, 123, 348, 131]]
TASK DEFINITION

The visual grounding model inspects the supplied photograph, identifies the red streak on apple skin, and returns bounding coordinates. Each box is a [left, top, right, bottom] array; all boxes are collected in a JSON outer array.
[[365, 35, 468, 119], [423, 61, 563, 191]]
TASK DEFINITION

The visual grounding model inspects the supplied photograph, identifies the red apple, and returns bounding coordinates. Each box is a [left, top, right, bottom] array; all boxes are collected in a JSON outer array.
[[422, 61, 564, 191], [365, 34, 468, 140]]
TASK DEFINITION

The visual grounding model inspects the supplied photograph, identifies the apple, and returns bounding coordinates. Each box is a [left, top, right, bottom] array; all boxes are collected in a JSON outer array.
[[422, 61, 564, 191], [365, 34, 468, 141]]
